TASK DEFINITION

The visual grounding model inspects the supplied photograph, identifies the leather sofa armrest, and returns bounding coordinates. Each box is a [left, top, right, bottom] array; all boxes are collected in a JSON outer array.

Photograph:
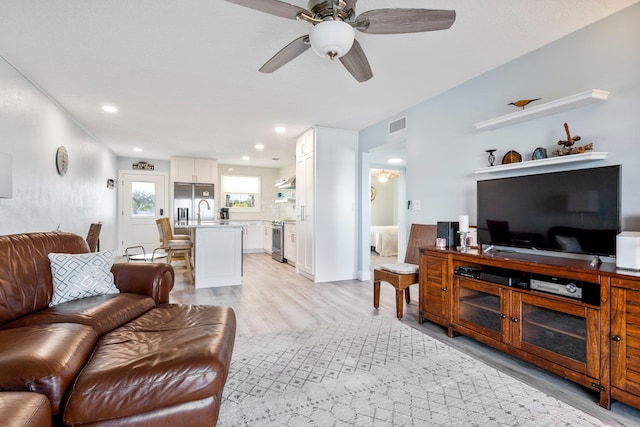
[[111, 263, 175, 305]]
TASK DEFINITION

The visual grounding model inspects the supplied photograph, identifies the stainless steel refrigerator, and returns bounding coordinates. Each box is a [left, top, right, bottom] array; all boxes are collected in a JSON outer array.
[[174, 183, 215, 234]]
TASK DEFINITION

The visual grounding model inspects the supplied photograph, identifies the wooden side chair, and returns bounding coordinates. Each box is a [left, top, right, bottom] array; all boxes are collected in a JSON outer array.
[[373, 224, 437, 319], [156, 218, 194, 283], [85, 223, 102, 252]]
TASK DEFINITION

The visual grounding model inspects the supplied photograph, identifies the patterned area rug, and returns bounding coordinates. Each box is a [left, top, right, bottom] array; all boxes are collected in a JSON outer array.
[[219, 317, 606, 426]]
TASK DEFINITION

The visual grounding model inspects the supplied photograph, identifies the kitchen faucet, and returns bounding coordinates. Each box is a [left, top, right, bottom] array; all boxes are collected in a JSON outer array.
[[197, 199, 211, 224]]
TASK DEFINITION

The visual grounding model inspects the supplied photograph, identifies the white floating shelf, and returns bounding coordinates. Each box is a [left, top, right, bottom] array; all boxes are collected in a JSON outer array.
[[474, 89, 609, 130], [473, 152, 608, 174], [275, 198, 295, 203]]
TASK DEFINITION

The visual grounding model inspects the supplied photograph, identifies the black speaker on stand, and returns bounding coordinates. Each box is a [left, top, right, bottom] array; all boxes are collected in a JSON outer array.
[[437, 221, 460, 248]]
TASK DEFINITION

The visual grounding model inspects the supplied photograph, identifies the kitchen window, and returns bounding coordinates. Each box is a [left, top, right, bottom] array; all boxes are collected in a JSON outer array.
[[221, 175, 261, 212]]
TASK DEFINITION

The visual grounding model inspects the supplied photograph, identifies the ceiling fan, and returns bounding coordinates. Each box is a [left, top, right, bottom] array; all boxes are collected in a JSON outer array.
[[225, 0, 456, 82]]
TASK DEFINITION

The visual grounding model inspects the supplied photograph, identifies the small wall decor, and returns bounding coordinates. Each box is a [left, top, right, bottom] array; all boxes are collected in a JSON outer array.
[[554, 122, 594, 156], [132, 161, 154, 170], [106, 179, 115, 189], [508, 98, 541, 110], [370, 186, 376, 201], [532, 147, 548, 160], [485, 149, 496, 166], [56, 146, 69, 175], [501, 150, 522, 164]]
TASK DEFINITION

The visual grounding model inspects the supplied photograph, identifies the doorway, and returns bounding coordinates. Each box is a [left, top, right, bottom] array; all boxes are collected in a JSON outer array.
[[370, 168, 401, 269], [360, 141, 407, 280], [118, 170, 169, 254]]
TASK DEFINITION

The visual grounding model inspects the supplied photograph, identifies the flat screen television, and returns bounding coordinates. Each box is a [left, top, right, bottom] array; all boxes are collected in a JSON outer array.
[[477, 165, 621, 258]]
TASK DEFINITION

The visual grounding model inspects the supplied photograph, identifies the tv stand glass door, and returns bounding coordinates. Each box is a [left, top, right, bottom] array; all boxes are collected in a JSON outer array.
[[453, 277, 599, 377], [514, 292, 600, 377]]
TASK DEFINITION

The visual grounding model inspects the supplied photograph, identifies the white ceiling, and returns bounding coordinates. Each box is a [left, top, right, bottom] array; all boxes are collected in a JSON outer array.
[[1, 0, 637, 167]]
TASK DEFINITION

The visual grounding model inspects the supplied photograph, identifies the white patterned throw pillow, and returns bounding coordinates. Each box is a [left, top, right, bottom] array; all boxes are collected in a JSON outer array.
[[48, 251, 119, 307]]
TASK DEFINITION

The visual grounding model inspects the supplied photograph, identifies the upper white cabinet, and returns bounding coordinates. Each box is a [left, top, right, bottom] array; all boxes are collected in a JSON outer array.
[[171, 157, 218, 183], [474, 89, 609, 130], [297, 131, 314, 157]]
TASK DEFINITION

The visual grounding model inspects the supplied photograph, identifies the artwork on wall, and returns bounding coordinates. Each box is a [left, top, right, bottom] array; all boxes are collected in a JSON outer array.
[[132, 161, 154, 170]]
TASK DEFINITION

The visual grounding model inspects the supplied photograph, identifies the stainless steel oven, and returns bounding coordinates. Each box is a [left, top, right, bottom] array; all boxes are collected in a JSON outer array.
[[272, 221, 284, 262]]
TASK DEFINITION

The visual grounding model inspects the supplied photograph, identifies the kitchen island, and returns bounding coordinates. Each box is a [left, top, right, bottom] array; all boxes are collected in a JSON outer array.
[[177, 221, 243, 288]]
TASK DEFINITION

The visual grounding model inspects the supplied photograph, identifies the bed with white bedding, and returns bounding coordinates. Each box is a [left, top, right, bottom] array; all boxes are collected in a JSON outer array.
[[370, 225, 398, 256]]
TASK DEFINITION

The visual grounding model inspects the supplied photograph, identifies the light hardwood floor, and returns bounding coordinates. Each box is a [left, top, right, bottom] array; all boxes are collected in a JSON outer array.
[[168, 252, 640, 427]]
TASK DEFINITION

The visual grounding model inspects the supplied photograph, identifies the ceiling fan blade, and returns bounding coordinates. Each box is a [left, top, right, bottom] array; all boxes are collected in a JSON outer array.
[[225, 0, 309, 20], [259, 35, 310, 73], [355, 9, 456, 34], [339, 40, 373, 83]]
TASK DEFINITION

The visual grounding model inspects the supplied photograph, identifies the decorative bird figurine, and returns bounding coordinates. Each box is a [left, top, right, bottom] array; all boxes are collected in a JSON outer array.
[[508, 98, 541, 110]]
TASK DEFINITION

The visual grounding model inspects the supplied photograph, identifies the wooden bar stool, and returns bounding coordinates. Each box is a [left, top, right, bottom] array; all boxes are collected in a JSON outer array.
[[373, 224, 437, 319], [156, 218, 194, 284]]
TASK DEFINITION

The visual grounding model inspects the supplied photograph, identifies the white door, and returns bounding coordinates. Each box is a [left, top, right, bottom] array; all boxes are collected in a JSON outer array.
[[118, 170, 169, 254]]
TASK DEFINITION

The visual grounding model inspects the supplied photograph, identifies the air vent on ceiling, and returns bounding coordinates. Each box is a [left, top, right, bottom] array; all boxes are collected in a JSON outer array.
[[388, 116, 407, 135]]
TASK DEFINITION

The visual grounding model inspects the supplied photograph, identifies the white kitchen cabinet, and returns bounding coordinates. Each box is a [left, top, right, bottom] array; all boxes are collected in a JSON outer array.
[[296, 135, 314, 276], [263, 222, 273, 254], [295, 127, 357, 282], [241, 221, 263, 253], [284, 223, 296, 264], [171, 157, 217, 183], [297, 130, 314, 157]]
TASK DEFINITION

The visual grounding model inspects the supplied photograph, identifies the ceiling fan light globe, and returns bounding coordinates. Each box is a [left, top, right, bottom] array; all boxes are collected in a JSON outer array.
[[309, 20, 355, 59]]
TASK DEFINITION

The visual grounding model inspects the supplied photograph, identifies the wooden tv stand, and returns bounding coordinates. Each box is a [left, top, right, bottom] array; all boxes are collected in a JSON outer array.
[[419, 246, 640, 410]]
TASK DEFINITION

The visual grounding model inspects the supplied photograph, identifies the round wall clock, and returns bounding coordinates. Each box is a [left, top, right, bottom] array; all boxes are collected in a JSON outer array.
[[56, 146, 69, 175]]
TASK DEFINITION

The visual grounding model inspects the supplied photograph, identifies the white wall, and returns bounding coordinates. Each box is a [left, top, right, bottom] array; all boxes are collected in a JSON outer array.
[[360, 4, 640, 239], [0, 55, 118, 248]]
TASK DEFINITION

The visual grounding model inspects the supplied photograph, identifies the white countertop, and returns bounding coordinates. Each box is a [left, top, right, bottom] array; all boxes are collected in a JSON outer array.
[[176, 221, 244, 228]]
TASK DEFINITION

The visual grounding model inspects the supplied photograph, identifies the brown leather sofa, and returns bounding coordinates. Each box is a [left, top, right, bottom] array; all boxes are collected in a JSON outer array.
[[0, 232, 236, 426]]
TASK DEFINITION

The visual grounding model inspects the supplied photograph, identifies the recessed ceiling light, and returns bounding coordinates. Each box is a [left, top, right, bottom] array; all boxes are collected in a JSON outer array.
[[275, 126, 286, 133], [388, 158, 403, 164], [133, 147, 143, 152], [255, 144, 264, 150], [242, 156, 250, 161], [101, 105, 118, 113]]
